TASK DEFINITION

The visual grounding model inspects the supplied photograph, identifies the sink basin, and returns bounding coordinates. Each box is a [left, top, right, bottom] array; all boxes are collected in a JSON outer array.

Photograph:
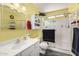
[[11, 40, 26, 49], [0, 37, 27, 56]]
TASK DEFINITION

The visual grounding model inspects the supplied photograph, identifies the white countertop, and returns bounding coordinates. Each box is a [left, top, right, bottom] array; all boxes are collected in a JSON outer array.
[[0, 37, 40, 56]]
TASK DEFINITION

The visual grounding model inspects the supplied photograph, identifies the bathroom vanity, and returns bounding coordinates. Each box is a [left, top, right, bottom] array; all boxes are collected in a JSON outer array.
[[0, 37, 40, 56]]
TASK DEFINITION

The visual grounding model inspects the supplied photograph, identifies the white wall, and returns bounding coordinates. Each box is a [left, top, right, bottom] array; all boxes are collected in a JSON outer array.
[[56, 28, 73, 50], [47, 28, 73, 52], [44, 19, 68, 29], [43, 18, 73, 51]]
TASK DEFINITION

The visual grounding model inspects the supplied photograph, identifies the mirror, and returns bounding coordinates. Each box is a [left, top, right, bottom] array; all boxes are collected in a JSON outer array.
[[10, 15, 14, 19]]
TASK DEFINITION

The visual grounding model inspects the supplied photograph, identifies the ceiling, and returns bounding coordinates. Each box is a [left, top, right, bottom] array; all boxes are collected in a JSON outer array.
[[34, 3, 71, 12], [1, 3, 71, 15]]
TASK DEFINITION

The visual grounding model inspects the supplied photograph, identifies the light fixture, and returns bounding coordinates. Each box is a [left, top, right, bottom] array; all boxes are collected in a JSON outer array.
[[48, 14, 64, 19], [48, 16, 55, 19], [56, 14, 64, 17]]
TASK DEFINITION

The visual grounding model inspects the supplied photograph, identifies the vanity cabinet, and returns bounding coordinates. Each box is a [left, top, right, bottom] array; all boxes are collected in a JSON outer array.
[[21, 45, 35, 56], [16, 41, 40, 56], [29, 41, 40, 56]]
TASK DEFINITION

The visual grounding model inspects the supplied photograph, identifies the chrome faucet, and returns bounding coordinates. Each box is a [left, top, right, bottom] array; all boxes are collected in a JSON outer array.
[[15, 38, 20, 44]]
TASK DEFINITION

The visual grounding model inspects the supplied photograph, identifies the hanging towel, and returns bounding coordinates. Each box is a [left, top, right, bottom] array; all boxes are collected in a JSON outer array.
[[26, 20, 32, 30]]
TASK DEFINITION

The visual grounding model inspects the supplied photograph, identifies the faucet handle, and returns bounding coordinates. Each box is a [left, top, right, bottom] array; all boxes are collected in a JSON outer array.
[[15, 38, 20, 44]]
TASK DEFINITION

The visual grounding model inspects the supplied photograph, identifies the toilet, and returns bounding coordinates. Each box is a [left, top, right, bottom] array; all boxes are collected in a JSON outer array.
[[39, 42, 49, 54]]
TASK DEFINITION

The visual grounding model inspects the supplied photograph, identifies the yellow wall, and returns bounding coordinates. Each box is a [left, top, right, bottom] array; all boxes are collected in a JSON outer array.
[[2, 3, 79, 42], [1, 6, 26, 30], [0, 4, 40, 42], [0, 30, 26, 42], [1, 4, 39, 30], [68, 3, 79, 13], [0, 7, 2, 30], [68, 3, 79, 20]]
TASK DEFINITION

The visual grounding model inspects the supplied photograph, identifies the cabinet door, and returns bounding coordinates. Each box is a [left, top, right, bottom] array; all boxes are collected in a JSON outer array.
[[16, 53, 21, 56], [31, 42, 41, 56], [34, 42, 40, 56], [21, 41, 40, 56], [21, 45, 35, 56], [30, 42, 40, 56]]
